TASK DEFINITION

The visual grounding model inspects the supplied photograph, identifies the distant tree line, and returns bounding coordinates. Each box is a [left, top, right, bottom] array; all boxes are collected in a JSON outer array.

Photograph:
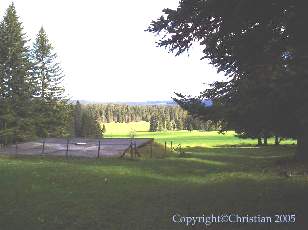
[[0, 4, 72, 146], [73, 103, 220, 134]]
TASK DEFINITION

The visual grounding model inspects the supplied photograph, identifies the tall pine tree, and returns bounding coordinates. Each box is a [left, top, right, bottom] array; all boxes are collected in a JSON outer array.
[[0, 3, 34, 145], [32, 27, 64, 100], [74, 100, 82, 137], [31, 27, 67, 137]]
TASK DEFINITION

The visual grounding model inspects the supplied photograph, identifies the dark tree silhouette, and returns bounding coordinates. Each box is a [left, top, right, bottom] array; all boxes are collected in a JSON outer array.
[[148, 0, 308, 159]]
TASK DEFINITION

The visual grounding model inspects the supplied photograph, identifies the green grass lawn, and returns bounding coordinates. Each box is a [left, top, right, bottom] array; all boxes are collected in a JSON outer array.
[[103, 121, 295, 147], [102, 121, 150, 135], [106, 130, 296, 147], [0, 131, 306, 230]]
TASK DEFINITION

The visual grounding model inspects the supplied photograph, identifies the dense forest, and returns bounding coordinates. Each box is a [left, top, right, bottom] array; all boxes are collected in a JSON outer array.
[[74, 102, 220, 136]]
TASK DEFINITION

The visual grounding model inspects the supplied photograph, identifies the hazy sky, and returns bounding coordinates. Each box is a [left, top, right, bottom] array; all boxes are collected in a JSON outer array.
[[1, 0, 224, 102]]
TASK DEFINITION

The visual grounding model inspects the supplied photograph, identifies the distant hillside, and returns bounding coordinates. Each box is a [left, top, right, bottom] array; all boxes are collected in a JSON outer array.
[[70, 100, 177, 106], [116, 101, 177, 106], [70, 99, 214, 107]]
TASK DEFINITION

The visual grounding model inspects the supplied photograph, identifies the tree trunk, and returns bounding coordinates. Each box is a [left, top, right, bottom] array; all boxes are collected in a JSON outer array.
[[263, 137, 268, 146], [257, 137, 262, 146], [275, 136, 280, 145], [296, 134, 308, 160]]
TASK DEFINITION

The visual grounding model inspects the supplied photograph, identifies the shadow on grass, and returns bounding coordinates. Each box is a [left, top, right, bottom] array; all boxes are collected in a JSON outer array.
[[1, 146, 308, 230], [172, 145, 299, 175], [1, 144, 304, 187], [0, 145, 298, 179]]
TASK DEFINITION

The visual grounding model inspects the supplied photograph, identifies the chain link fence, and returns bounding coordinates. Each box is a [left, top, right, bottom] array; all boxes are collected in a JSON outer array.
[[0, 138, 154, 158]]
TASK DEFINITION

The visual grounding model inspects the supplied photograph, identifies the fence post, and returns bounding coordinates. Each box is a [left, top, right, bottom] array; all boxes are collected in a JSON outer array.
[[101, 139, 103, 157], [150, 141, 152, 158], [164, 141, 167, 154], [15, 142, 18, 154], [171, 141, 173, 152], [42, 139, 45, 154], [130, 142, 133, 158], [97, 140, 101, 159], [66, 138, 69, 159]]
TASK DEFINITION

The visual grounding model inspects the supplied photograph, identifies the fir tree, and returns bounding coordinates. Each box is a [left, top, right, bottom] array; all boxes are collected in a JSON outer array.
[[80, 109, 102, 138], [0, 3, 34, 144], [31, 27, 67, 137], [32, 27, 65, 100], [149, 115, 159, 132], [74, 101, 82, 137]]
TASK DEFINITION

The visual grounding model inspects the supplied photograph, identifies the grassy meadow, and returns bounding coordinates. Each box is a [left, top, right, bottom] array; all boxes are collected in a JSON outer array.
[[102, 121, 150, 135], [103, 121, 296, 147], [0, 123, 306, 230]]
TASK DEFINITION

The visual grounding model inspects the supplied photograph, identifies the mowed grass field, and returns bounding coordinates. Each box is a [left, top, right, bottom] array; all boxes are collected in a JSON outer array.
[[0, 124, 306, 230], [102, 121, 150, 135], [103, 121, 296, 147]]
